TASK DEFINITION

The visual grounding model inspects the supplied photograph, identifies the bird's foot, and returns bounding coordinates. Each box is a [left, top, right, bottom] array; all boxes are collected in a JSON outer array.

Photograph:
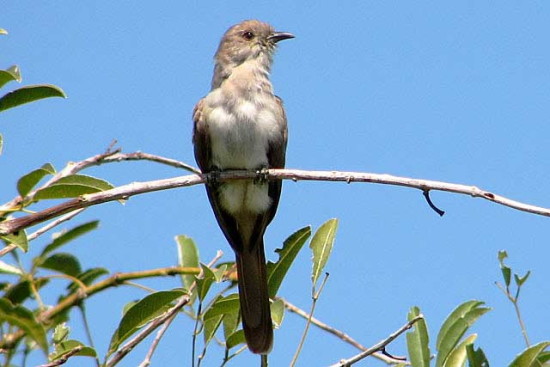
[[254, 167, 269, 185], [207, 166, 221, 188]]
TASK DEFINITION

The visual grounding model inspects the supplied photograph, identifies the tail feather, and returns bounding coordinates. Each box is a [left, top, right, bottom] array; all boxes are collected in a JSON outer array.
[[235, 240, 273, 354]]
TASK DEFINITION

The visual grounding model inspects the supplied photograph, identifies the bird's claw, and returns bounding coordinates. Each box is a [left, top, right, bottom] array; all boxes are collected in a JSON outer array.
[[207, 167, 221, 188], [254, 167, 269, 184]]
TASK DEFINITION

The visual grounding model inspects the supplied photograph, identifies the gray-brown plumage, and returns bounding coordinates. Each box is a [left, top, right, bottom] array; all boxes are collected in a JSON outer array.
[[192, 20, 293, 354]]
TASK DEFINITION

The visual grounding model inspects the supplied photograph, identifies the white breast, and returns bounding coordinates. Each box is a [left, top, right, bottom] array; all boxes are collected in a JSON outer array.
[[204, 89, 279, 214], [206, 90, 279, 170]]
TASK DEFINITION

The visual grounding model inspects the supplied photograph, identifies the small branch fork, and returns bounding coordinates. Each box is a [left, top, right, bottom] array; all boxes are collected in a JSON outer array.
[[281, 298, 402, 364], [0, 154, 549, 239], [330, 315, 424, 367], [0, 266, 203, 351], [37, 346, 84, 367]]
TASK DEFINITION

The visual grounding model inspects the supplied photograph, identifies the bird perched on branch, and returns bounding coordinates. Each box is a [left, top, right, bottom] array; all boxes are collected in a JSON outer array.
[[192, 20, 294, 354]]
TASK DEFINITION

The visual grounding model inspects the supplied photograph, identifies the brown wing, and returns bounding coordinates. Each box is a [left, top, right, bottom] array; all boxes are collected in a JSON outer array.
[[192, 98, 211, 173], [193, 97, 248, 252], [264, 96, 288, 226]]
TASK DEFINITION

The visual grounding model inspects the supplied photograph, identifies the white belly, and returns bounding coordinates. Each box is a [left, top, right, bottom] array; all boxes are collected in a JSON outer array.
[[206, 92, 279, 214]]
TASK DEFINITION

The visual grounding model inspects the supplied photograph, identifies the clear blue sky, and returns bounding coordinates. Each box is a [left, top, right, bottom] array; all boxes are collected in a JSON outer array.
[[2, 2, 550, 366]]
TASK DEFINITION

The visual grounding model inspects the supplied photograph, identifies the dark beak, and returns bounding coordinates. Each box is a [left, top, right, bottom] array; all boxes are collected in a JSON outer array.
[[268, 31, 295, 43]]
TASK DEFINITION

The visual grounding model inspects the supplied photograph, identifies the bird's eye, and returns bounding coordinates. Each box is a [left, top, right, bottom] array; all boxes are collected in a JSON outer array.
[[242, 31, 254, 40]]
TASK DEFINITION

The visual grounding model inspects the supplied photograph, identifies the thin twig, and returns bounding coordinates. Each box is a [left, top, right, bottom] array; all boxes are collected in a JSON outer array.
[[37, 346, 84, 367], [0, 266, 203, 350], [138, 311, 179, 367], [0, 150, 199, 216], [290, 273, 329, 367], [495, 282, 530, 347], [104, 152, 200, 174], [2, 167, 549, 237], [0, 149, 121, 214], [220, 345, 247, 366], [105, 295, 190, 367], [192, 250, 224, 367], [0, 243, 16, 257], [27, 209, 86, 241], [423, 190, 445, 216], [0, 208, 87, 258], [513, 300, 530, 347], [78, 306, 100, 367], [330, 315, 424, 367], [280, 298, 403, 364]]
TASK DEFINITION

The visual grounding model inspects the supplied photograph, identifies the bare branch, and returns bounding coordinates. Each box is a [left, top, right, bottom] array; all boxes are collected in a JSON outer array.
[[0, 150, 198, 216], [116, 251, 222, 367], [330, 315, 424, 367], [27, 209, 86, 241], [103, 152, 200, 174], [2, 168, 549, 237], [290, 273, 330, 367], [37, 346, 84, 367], [0, 266, 204, 350], [138, 311, 178, 367], [281, 298, 402, 364], [106, 295, 190, 367]]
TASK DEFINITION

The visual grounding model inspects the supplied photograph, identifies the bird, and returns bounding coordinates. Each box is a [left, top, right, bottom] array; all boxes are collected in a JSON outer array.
[[192, 20, 293, 354]]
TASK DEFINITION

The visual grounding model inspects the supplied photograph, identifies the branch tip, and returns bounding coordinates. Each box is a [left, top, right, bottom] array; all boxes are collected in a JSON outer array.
[[423, 189, 445, 216], [381, 347, 406, 361]]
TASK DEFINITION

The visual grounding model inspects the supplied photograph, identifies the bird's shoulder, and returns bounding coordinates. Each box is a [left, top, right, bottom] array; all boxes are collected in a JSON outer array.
[[193, 97, 206, 125]]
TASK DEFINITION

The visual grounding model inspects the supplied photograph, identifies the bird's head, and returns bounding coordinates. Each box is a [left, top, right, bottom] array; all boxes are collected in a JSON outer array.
[[214, 20, 294, 75]]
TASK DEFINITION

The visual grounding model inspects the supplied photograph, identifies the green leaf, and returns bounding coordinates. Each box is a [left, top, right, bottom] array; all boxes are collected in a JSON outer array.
[[226, 329, 246, 349], [4, 279, 49, 304], [537, 351, 550, 363], [108, 289, 185, 354], [41, 220, 99, 257], [38, 252, 82, 277], [271, 298, 285, 328], [17, 163, 56, 197], [498, 251, 511, 287], [310, 218, 338, 286], [436, 301, 490, 367], [34, 174, 114, 199], [67, 267, 109, 293], [436, 301, 481, 349], [501, 266, 512, 287], [176, 235, 200, 293], [203, 293, 240, 320], [212, 264, 227, 282], [267, 226, 311, 298], [122, 300, 139, 315], [7, 65, 21, 81], [406, 306, 430, 367], [203, 314, 223, 345], [1, 230, 29, 252], [50, 339, 96, 360], [0, 84, 66, 112], [442, 334, 477, 367], [515, 271, 531, 288], [498, 250, 508, 262], [53, 323, 70, 343], [222, 308, 240, 340], [509, 342, 550, 367], [0, 260, 23, 275], [0, 66, 21, 89], [196, 263, 216, 301], [466, 344, 489, 367], [0, 298, 48, 354]]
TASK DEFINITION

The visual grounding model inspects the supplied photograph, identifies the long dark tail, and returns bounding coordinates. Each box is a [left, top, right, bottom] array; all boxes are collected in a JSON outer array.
[[235, 240, 273, 354]]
